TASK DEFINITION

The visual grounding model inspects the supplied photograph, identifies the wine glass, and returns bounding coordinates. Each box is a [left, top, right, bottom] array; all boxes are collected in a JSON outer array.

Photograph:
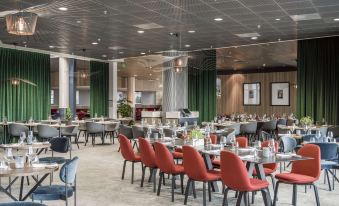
[[328, 131, 334, 141], [159, 128, 164, 139], [220, 136, 225, 150], [316, 130, 322, 142], [269, 139, 276, 155], [146, 127, 151, 139], [19, 132, 26, 144]]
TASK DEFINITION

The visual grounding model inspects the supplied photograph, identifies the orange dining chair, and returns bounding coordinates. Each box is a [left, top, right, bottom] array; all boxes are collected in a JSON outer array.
[[118, 134, 142, 184], [138, 137, 158, 192], [273, 144, 321, 206], [154, 142, 185, 202], [183, 145, 221, 206], [220, 150, 270, 206], [236, 137, 248, 148]]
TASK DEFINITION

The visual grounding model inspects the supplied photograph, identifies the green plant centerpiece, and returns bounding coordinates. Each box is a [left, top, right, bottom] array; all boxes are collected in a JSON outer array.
[[191, 129, 203, 139], [65, 108, 73, 125], [300, 116, 313, 126], [117, 100, 132, 118]]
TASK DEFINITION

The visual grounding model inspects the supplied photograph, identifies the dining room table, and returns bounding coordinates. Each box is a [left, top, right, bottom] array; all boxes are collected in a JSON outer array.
[[0, 142, 51, 155]]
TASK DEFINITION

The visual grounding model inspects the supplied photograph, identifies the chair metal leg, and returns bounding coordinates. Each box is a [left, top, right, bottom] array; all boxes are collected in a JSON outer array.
[[273, 181, 280, 206], [244, 192, 249, 206], [157, 172, 163, 196], [312, 183, 320, 206], [208, 182, 212, 202], [222, 187, 229, 206], [236, 192, 243, 206], [292, 184, 297, 206], [140, 166, 145, 187], [203, 182, 206, 206], [325, 169, 332, 191], [180, 174, 184, 194], [171, 175, 175, 202], [261, 188, 270, 206], [269, 174, 276, 190], [153, 169, 157, 193], [192, 181, 197, 198], [184, 179, 191, 205], [131, 162, 135, 184], [121, 160, 127, 180]]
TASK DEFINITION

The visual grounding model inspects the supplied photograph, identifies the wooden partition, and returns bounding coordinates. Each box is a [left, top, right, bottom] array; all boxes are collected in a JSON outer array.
[[217, 71, 297, 116]]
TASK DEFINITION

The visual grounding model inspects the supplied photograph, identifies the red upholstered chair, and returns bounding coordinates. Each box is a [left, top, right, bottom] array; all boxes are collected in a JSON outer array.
[[236, 137, 248, 148], [138, 137, 158, 192], [118, 134, 142, 184], [154, 142, 185, 202], [273, 144, 321, 206], [253, 140, 279, 189], [220, 150, 270, 206], [182, 145, 221, 206]]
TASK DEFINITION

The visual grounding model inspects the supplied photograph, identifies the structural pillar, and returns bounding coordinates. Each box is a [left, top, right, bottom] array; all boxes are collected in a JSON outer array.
[[108, 61, 118, 119], [68, 59, 77, 118], [127, 77, 135, 119], [59, 57, 70, 119]]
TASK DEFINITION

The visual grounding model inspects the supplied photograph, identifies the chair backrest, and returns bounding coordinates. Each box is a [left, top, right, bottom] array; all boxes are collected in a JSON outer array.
[[119, 125, 133, 139], [236, 137, 248, 148], [291, 144, 321, 179], [318, 127, 328, 137], [61, 126, 76, 133], [78, 122, 87, 130], [220, 150, 254, 191], [8, 123, 29, 137], [59, 156, 79, 184], [262, 140, 278, 171], [277, 124, 290, 134], [106, 122, 119, 130], [262, 120, 277, 131], [302, 134, 316, 142], [226, 124, 240, 135], [309, 142, 338, 160], [277, 118, 287, 126], [240, 122, 257, 134], [132, 125, 145, 139], [280, 136, 297, 153], [118, 134, 137, 161], [182, 145, 209, 180], [37, 125, 59, 139], [260, 131, 272, 141], [50, 137, 70, 153], [138, 137, 157, 168], [163, 128, 174, 137], [86, 122, 103, 134], [154, 142, 176, 174], [328, 126, 339, 138], [210, 134, 218, 144], [286, 118, 295, 126]]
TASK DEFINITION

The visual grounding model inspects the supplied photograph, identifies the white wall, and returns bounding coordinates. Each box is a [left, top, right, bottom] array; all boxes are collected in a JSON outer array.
[[141, 92, 156, 105]]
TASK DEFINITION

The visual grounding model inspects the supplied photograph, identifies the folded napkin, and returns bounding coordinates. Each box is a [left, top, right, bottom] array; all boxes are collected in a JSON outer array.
[[240, 155, 255, 160], [32, 163, 58, 168]]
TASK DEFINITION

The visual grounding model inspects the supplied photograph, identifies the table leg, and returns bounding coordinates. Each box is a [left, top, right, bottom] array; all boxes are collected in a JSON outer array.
[[202, 153, 219, 192], [0, 177, 19, 201], [254, 164, 272, 206], [19, 177, 24, 200], [21, 173, 50, 201]]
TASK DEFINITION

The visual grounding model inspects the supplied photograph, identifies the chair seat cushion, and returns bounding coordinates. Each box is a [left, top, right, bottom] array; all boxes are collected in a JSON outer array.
[[133, 154, 142, 162], [252, 167, 275, 176], [212, 159, 220, 167], [321, 160, 338, 169], [275, 173, 317, 184], [39, 157, 67, 164], [172, 164, 185, 174], [247, 178, 270, 191], [31, 185, 74, 201], [203, 170, 221, 181], [175, 148, 183, 153], [172, 151, 183, 159]]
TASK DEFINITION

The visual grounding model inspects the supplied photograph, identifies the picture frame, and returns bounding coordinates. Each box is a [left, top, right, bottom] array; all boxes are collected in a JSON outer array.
[[270, 82, 290, 106], [243, 82, 261, 105]]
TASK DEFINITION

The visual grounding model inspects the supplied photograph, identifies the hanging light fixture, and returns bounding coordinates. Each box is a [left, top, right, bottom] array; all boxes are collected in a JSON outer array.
[[173, 56, 188, 72], [5, 12, 38, 35], [11, 79, 20, 86]]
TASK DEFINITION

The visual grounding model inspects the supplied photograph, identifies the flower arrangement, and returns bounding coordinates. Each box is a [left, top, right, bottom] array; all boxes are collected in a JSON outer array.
[[190, 129, 203, 139], [65, 108, 73, 121], [300, 116, 313, 126]]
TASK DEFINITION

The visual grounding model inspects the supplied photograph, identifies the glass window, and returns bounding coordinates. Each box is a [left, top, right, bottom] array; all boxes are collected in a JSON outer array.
[[51, 90, 54, 104]]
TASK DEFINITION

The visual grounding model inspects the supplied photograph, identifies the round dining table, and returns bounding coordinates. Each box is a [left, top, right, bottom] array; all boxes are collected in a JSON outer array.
[[0, 163, 58, 201], [0, 142, 51, 155]]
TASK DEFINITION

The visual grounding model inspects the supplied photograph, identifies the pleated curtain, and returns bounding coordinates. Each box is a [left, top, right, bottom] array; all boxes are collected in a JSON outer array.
[[297, 37, 339, 125], [89, 61, 109, 117], [0, 47, 50, 121]]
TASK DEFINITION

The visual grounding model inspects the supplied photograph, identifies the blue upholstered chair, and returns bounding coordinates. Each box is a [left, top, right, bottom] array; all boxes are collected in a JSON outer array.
[[31, 157, 79, 206], [0, 202, 46, 206], [310, 142, 338, 191], [39, 137, 71, 164], [302, 134, 316, 142], [280, 136, 297, 153]]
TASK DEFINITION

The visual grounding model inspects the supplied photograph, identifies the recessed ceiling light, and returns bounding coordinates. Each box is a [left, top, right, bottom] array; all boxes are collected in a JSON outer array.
[[185, 44, 191, 48], [188, 30, 195, 33], [290, 13, 321, 22], [251, 36, 258, 40], [133, 75, 137, 77], [236, 32, 260, 38], [334, 18, 339, 21], [49, 45, 55, 49], [23, 41, 27, 44], [149, 73, 152, 76], [97, 38, 101, 42], [103, 10, 107, 15], [102, 54, 107, 58], [275, 18, 280, 21], [76, 20, 82, 23], [119, 51, 124, 54], [278, 38, 281, 41], [137, 30, 144, 34], [214, 17, 223, 21], [257, 24, 261, 29], [262, 63, 266, 67], [58, 7, 68, 11], [140, 52, 146, 55], [92, 42, 98, 45]]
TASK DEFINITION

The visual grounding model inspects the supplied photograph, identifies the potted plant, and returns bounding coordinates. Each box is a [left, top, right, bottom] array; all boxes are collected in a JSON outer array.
[[300, 116, 313, 126], [117, 100, 132, 118], [65, 108, 73, 125]]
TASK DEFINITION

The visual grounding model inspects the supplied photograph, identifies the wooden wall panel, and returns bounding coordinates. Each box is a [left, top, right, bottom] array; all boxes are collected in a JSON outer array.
[[217, 71, 297, 116]]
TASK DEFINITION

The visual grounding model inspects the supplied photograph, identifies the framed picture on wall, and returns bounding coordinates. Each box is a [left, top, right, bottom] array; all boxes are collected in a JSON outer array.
[[271, 82, 290, 106], [243, 83, 261, 105]]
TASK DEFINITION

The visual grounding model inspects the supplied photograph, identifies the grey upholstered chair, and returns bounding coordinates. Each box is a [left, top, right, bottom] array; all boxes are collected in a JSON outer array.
[[225, 123, 240, 136], [104, 122, 120, 144], [32, 157, 79, 206], [61, 126, 79, 149], [277, 124, 290, 134], [8, 123, 29, 142], [328, 126, 339, 139], [318, 126, 328, 137], [163, 128, 175, 137], [85, 122, 104, 146], [280, 136, 297, 153], [77, 122, 87, 143], [132, 125, 145, 139], [286, 118, 295, 126], [240, 122, 257, 143], [276, 118, 287, 126], [261, 120, 277, 138], [37, 125, 59, 141]]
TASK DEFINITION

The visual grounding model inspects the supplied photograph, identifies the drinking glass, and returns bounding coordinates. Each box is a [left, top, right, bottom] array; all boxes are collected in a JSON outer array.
[[214, 116, 218, 123], [147, 127, 151, 139], [220, 136, 225, 150], [194, 121, 197, 128], [159, 128, 164, 139], [328, 131, 334, 141], [19, 132, 26, 144], [316, 130, 321, 141]]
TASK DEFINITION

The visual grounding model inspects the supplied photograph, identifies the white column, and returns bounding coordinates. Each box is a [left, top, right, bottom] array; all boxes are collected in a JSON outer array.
[[108, 61, 118, 119], [59, 57, 69, 109]]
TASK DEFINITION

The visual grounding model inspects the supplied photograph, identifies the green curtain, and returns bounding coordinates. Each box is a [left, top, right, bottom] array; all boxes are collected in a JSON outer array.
[[90, 61, 109, 117], [0, 47, 50, 121], [188, 50, 217, 122], [297, 37, 339, 125]]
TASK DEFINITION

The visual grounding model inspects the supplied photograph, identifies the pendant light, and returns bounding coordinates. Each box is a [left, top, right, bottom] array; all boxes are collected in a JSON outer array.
[[5, 12, 38, 35]]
